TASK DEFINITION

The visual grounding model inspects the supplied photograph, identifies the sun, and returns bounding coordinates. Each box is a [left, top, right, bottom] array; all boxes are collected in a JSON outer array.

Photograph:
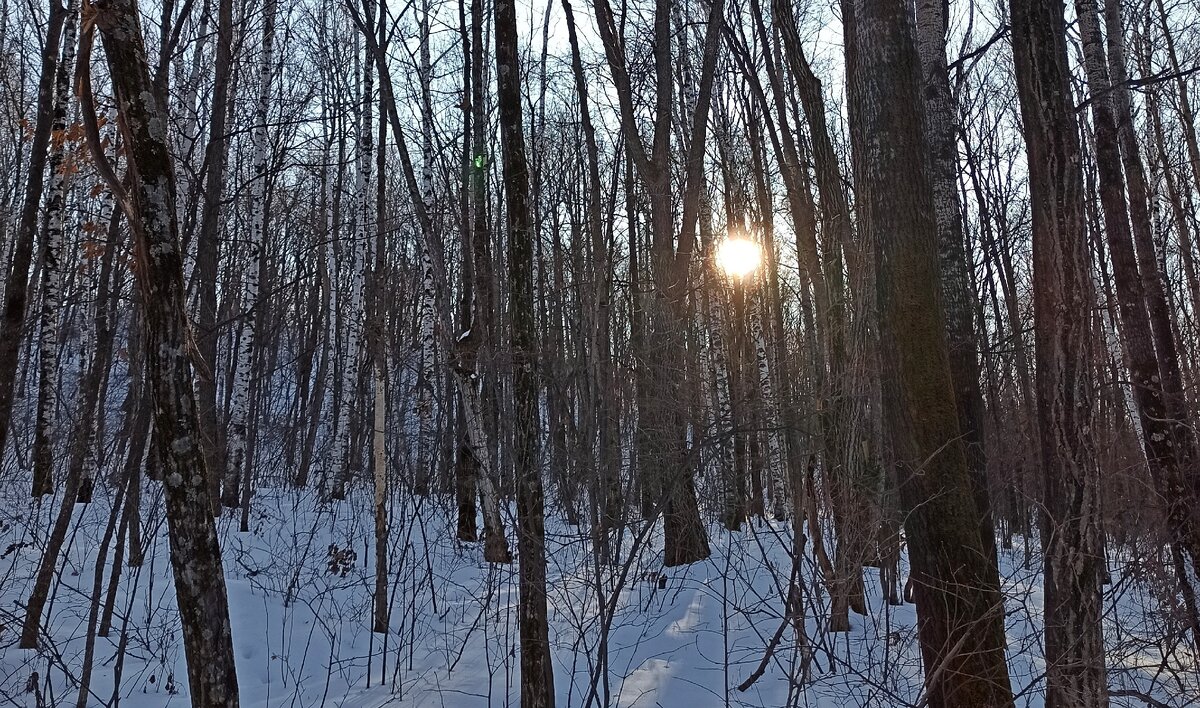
[[715, 237, 762, 279]]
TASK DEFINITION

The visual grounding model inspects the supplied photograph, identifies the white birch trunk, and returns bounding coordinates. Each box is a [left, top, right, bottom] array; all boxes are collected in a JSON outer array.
[[224, 0, 276, 508], [414, 0, 437, 494], [31, 0, 79, 497], [329, 28, 374, 499], [750, 293, 785, 518], [706, 274, 734, 481]]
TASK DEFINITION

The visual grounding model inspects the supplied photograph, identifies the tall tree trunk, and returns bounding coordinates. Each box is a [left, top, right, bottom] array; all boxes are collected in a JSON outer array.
[[193, 0, 235, 510], [848, 0, 1015, 704], [225, 0, 277, 508], [0, 0, 66, 464], [87, 0, 240, 701], [330, 11, 375, 500], [494, 0, 555, 700], [31, 0, 79, 497], [1011, 0, 1108, 703], [455, 0, 479, 541], [1077, 0, 1200, 651], [589, 0, 719, 567], [753, 0, 865, 624], [414, 0, 437, 497], [354, 6, 510, 561], [914, 0, 998, 571], [562, 0, 621, 530]]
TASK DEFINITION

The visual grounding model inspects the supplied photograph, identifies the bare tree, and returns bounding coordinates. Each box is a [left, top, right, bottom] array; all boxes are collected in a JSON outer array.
[[1012, 0, 1108, 702], [0, 0, 67, 467], [846, 0, 1015, 703], [85, 0, 240, 701]]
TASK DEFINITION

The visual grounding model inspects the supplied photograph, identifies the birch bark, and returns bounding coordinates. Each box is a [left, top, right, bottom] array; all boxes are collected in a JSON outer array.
[[32, 0, 79, 497], [225, 0, 277, 508]]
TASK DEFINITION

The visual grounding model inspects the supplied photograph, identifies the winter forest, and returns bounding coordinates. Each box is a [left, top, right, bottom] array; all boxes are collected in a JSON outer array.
[[1, 0, 1199, 704]]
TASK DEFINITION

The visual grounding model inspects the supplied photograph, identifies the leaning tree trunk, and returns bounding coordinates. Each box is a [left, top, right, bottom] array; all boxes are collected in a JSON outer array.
[[88, 1, 240, 703], [756, 0, 866, 625], [17, 0, 83, 647], [847, 0, 1015, 704], [1077, 0, 1200, 652], [1012, 0, 1109, 704]]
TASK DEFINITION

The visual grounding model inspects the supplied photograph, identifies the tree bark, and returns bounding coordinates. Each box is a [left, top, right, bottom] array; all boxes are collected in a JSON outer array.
[[192, 0, 235, 511], [848, 0, 1015, 703], [1077, 0, 1200, 653], [1011, 0, 1109, 703], [225, 0, 276, 508], [0, 0, 66, 465], [495, 0, 555, 701], [914, 0, 999, 571], [31, 0, 79, 497], [88, 0, 240, 701]]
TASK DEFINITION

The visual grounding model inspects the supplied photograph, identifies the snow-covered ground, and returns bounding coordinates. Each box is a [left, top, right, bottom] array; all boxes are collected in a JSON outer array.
[[1, 481, 1195, 707]]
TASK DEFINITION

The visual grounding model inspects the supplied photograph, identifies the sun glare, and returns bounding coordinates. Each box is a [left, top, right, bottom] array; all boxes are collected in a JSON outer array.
[[716, 238, 762, 279]]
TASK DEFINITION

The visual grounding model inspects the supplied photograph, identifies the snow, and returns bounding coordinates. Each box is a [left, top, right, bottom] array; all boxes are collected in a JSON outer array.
[[1, 480, 1195, 707]]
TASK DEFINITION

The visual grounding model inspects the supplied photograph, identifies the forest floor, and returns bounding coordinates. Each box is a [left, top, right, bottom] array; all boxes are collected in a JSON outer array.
[[1, 481, 1195, 707]]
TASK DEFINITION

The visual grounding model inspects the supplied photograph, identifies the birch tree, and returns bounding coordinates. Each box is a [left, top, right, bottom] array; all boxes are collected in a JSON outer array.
[[225, 0, 277, 509], [0, 0, 66, 466]]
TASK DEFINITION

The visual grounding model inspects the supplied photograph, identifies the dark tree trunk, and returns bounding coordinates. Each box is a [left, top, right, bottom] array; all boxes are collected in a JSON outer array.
[[192, 0, 236, 511], [1077, 0, 1200, 653], [914, 0, 999, 572], [1011, 0, 1109, 703], [456, 0, 479, 541], [89, 1, 240, 703], [494, 0, 555, 700], [847, 0, 1015, 704]]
